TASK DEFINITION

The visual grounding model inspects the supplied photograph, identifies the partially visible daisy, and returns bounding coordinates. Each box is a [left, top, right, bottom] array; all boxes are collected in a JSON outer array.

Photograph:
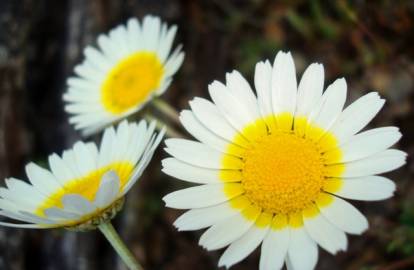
[[64, 15, 184, 136], [162, 51, 406, 270], [0, 120, 164, 269]]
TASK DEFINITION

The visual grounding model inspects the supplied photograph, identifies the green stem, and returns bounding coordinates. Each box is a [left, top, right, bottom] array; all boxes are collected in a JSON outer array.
[[144, 114, 184, 138], [152, 98, 180, 125], [98, 222, 143, 270]]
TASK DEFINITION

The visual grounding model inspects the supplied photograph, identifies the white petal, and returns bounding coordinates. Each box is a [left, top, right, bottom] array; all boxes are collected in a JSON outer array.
[[309, 78, 347, 132], [124, 120, 149, 164], [173, 201, 240, 231], [158, 25, 177, 62], [98, 126, 116, 167], [126, 18, 142, 51], [0, 199, 29, 217], [65, 102, 103, 114], [121, 128, 164, 195], [69, 112, 111, 129], [157, 23, 168, 53], [61, 149, 81, 178], [163, 47, 184, 78], [339, 149, 407, 178], [254, 60, 273, 118], [67, 77, 96, 90], [44, 207, 81, 220], [73, 141, 97, 175], [0, 201, 55, 224], [225, 70, 260, 119], [219, 225, 268, 268], [61, 194, 96, 216], [63, 89, 99, 102], [74, 62, 105, 83], [326, 127, 402, 163], [142, 15, 161, 51], [113, 120, 130, 161], [189, 97, 240, 144], [0, 192, 36, 213], [317, 194, 368, 235], [0, 220, 55, 229], [86, 143, 99, 161], [25, 163, 61, 194], [83, 46, 112, 72], [296, 63, 324, 117], [97, 34, 123, 62], [154, 77, 173, 96], [209, 81, 256, 132], [259, 228, 290, 270], [164, 138, 242, 169], [0, 209, 42, 223], [303, 211, 347, 254], [163, 184, 241, 209], [109, 26, 129, 56], [179, 110, 230, 153], [271, 51, 297, 116], [162, 158, 239, 184], [81, 121, 115, 137], [21, 211, 58, 223], [199, 211, 256, 251], [3, 178, 45, 210], [93, 171, 120, 208], [287, 228, 318, 270], [285, 255, 294, 270], [329, 92, 385, 144], [333, 176, 396, 201]]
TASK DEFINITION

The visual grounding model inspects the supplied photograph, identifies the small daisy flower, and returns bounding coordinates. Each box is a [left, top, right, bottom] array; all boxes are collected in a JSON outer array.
[[0, 120, 164, 230], [64, 15, 184, 136], [162, 51, 406, 269]]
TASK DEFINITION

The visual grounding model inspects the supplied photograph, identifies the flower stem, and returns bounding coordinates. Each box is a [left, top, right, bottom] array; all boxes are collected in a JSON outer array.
[[144, 114, 184, 138], [98, 222, 143, 270], [151, 98, 180, 125]]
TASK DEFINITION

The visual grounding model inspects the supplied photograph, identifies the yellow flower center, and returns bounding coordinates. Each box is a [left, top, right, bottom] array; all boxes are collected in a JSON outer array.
[[35, 161, 134, 218], [101, 52, 164, 115], [222, 114, 344, 220], [242, 133, 324, 214]]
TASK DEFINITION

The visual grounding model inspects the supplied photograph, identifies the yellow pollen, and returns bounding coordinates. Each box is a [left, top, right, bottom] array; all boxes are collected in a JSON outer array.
[[101, 52, 164, 114], [222, 113, 345, 220], [241, 132, 324, 214], [35, 161, 134, 217]]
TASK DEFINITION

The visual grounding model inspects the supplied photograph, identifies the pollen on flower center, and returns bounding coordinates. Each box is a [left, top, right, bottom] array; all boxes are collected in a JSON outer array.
[[241, 132, 325, 215], [101, 52, 164, 115]]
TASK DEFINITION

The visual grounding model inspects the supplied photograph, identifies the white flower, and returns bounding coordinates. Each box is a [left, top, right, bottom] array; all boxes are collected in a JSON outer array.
[[0, 120, 164, 229], [162, 51, 406, 270], [64, 15, 184, 136]]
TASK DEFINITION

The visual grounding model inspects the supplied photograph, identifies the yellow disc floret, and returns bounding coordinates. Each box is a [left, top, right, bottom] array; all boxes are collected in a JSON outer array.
[[36, 161, 134, 217], [101, 52, 164, 114], [242, 132, 324, 214], [222, 114, 344, 218]]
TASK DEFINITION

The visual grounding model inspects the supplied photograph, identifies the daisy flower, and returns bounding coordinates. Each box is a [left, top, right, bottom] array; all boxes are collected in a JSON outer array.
[[64, 15, 184, 136], [162, 51, 406, 270], [0, 120, 164, 269]]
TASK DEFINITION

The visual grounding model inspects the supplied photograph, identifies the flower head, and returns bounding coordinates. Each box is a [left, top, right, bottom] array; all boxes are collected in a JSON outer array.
[[64, 15, 184, 136], [162, 51, 406, 269], [0, 120, 164, 230]]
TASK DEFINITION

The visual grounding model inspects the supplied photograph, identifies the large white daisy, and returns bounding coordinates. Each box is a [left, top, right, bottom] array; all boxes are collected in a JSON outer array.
[[162, 51, 406, 269], [64, 15, 184, 136], [0, 120, 164, 229]]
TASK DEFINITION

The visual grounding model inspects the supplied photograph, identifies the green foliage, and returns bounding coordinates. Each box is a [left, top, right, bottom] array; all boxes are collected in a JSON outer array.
[[388, 202, 414, 256]]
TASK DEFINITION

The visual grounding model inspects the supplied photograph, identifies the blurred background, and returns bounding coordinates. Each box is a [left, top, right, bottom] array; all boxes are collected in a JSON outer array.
[[0, 0, 413, 269]]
